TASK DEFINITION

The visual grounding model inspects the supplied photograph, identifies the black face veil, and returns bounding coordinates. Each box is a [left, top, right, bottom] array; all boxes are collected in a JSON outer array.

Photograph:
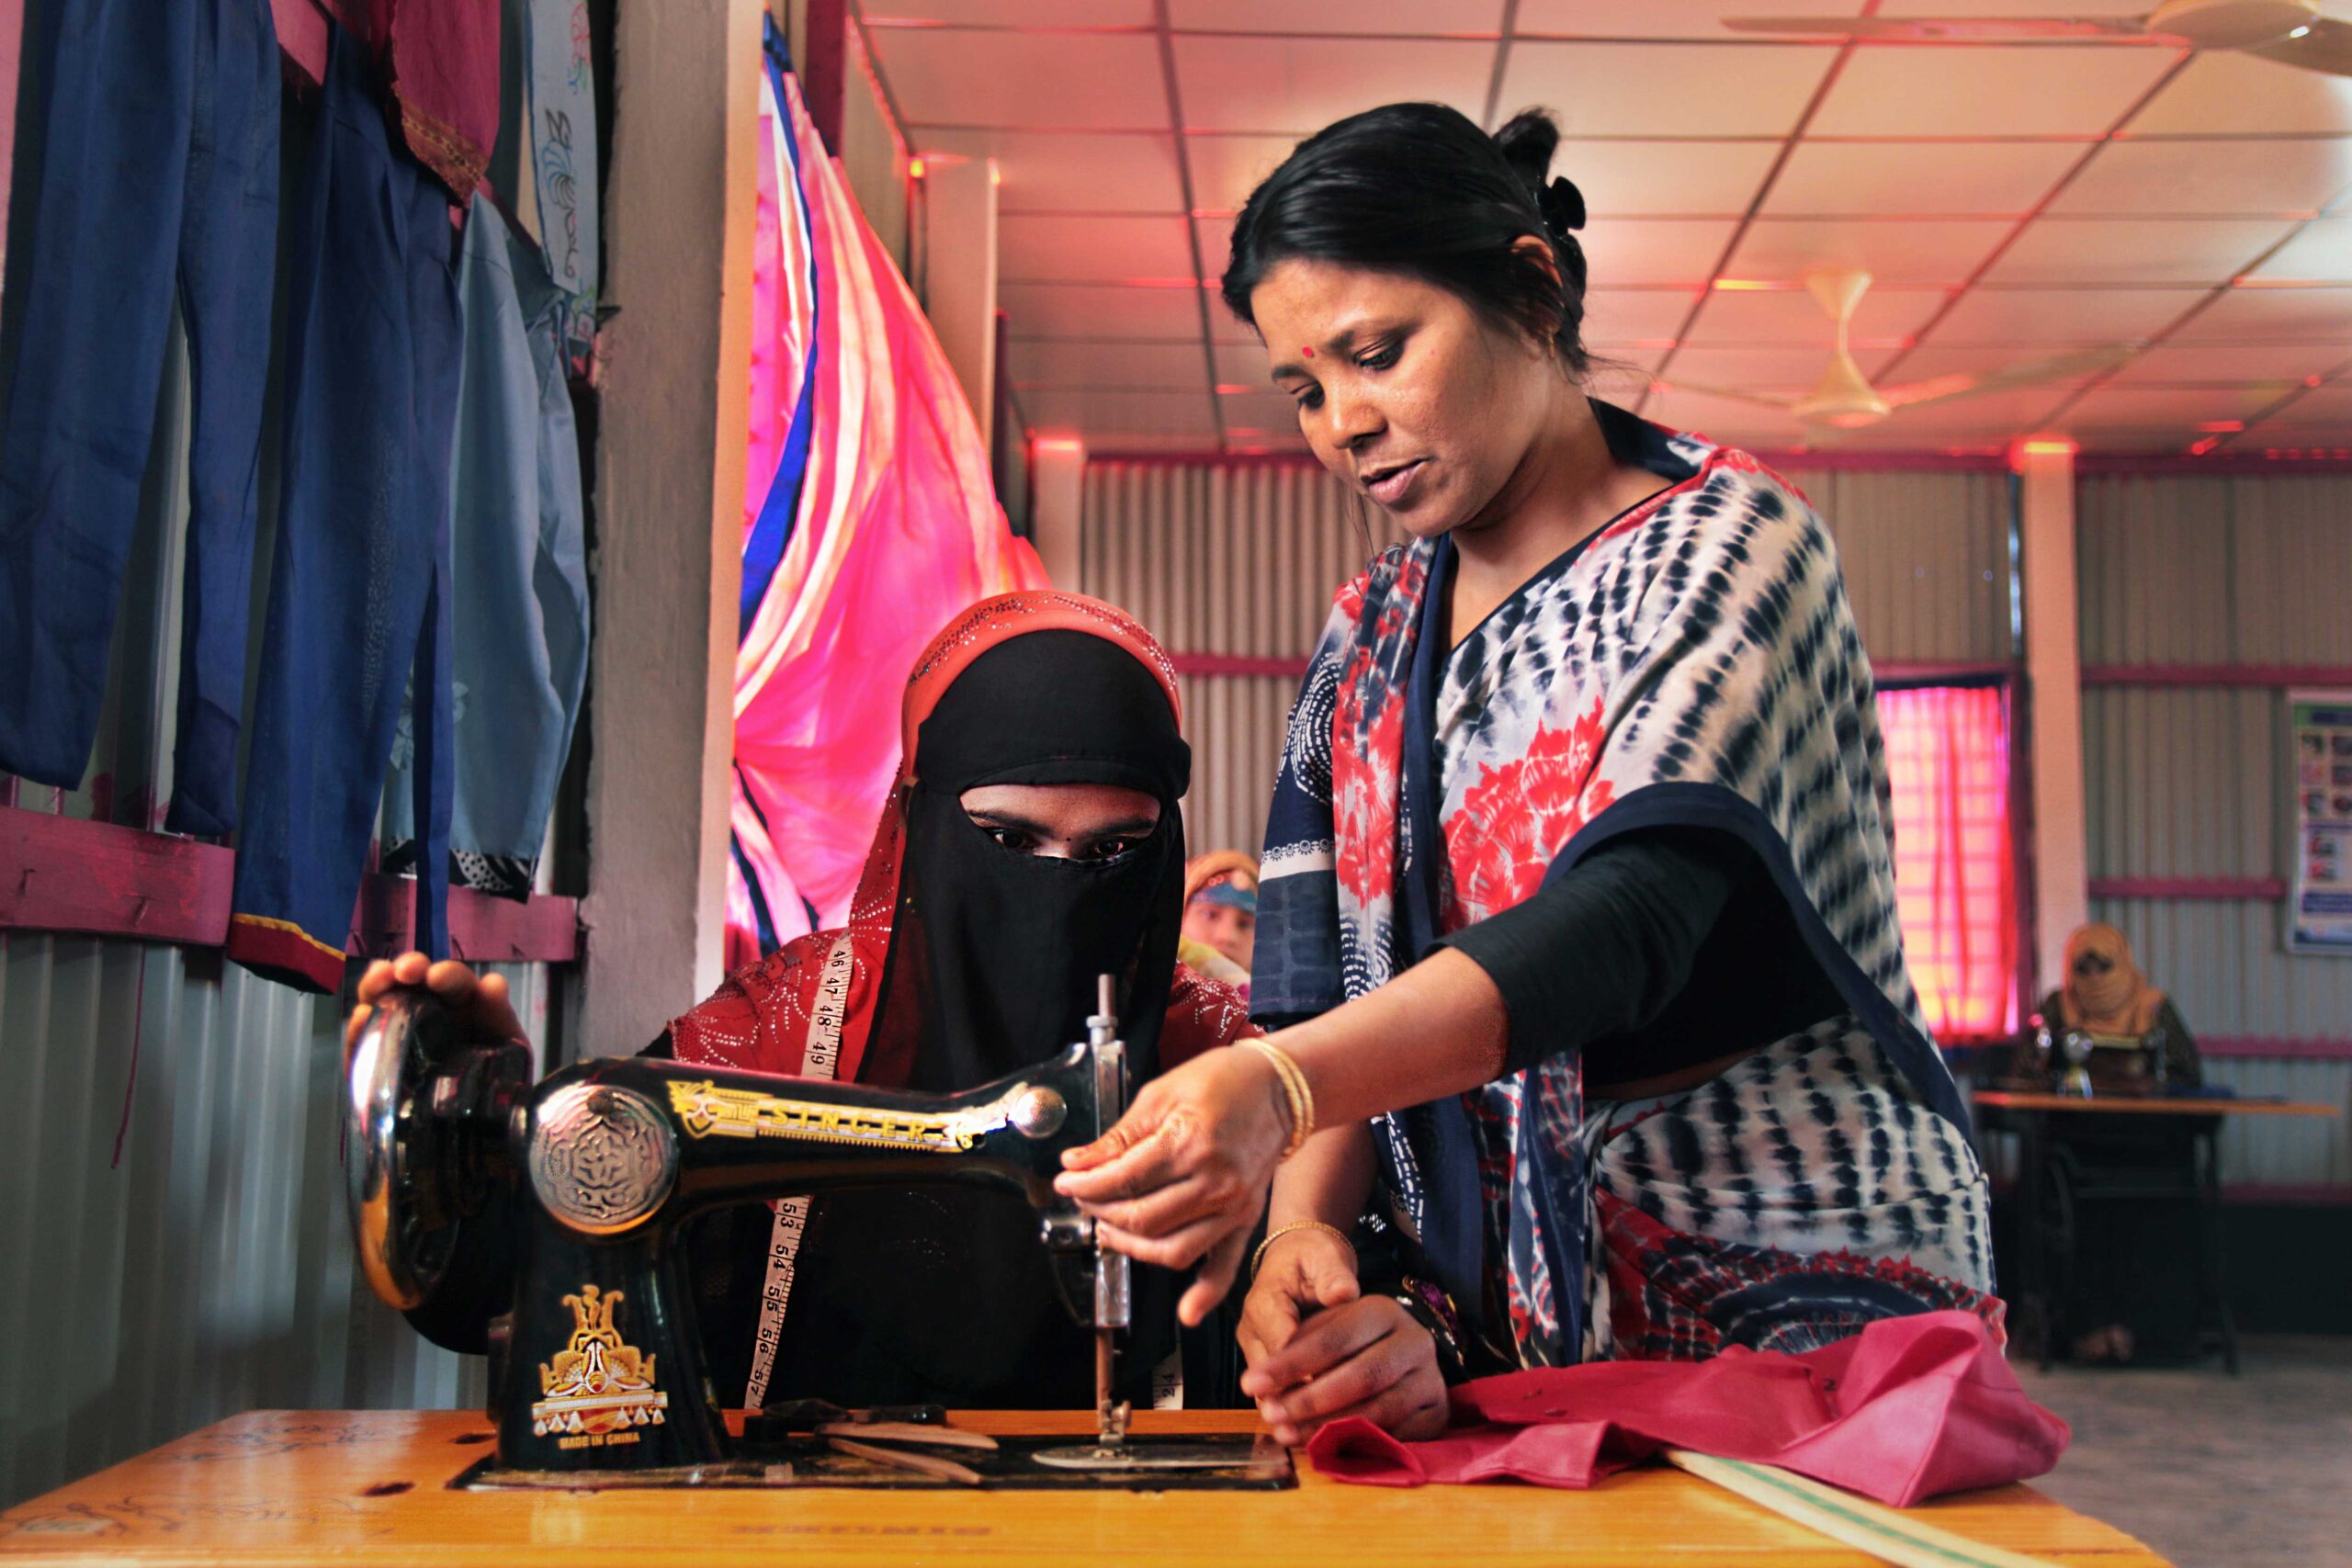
[[888, 628, 1193, 1090], [766, 628, 1197, 1411]]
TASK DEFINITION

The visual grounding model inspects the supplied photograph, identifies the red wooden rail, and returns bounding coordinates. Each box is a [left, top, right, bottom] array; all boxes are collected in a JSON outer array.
[[0, 807, 579, 964], [2089, 875, 2290, 900]]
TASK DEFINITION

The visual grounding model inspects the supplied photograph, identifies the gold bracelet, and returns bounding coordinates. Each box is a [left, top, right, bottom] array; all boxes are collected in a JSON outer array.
[[1238, 1036, 1315, 1158], [1251, 1220, 1355, 1280]]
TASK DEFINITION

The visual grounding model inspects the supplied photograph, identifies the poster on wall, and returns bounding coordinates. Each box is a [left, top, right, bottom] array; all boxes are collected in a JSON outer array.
[[2289, 690, 2352, 955]]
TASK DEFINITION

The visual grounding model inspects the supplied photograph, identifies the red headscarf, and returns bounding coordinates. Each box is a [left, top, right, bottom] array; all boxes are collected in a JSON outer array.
[[671, 592, 1255, 1085]]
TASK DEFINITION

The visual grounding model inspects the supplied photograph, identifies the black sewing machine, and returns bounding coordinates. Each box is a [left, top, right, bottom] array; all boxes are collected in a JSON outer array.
[[343, 977, 1287, 1489]]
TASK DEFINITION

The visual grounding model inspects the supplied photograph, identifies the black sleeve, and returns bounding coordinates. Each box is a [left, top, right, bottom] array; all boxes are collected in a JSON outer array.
[[1436, 828, 1745, 1077]]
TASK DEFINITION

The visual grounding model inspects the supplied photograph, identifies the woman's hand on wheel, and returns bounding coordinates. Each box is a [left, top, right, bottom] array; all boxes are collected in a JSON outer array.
[[1052, 1043, 1294, 1325], [344, 951, 525, 1054], [1239, 1293, 1449, 1448]]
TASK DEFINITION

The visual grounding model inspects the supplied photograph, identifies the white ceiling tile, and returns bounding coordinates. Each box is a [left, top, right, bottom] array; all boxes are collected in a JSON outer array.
[[1726, 218, 2011, 284], [1681, 283, 1946, 343], [2170, 284, 2352, 341], [1981, 217, 2301, 283], [1583, 288, 1706, 343], [2103, 342, 2350, 387], [1923, 285, 2208, 341], [1215, 389, 1308, 434], [1868, 384, 2079, 438], [998, 281, 1208, 340], [1640, 384, 1802, 445], [1195, 215, 1233, 289], [1169, 0, 1506, 32], [1513, 3, 1862, 41], [1172, 35, 1491, 133], [2126, 51, 2352, 135], [1663, 344, 1849, 391], [868, 28, 1169, 130], [1556, 140, 1782, 218], [1859, 341, 2119, 389], [2059, 385, 2292, 429], [1877, 0, 2147, 13], [1763, 141, 2081, 217], [2246, 218, 2352, 283], [1580, 218, 1740, 287], [2246, 386, 2352, 435], [1007, 339, 1211, 389], [1498, 42, 1833, 137], [865, 2, 1156, 24], [2050, 139, 2352, 217], [1811, 45, 2179, 138], [1185, 134, 1306, 212], [997, 214, 1195, 283], [1022, 388, 1219, 435], [913, 130, 1183, 214]]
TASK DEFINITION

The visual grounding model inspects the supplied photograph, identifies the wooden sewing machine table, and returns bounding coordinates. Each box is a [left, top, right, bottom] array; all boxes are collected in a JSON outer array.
[[0, 1408, 2165, 1566]]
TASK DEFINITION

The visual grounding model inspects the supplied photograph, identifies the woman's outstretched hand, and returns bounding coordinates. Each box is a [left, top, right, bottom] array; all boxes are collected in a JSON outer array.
[[1053, 1043, 1293, 1325], [344, 951, 526, 1054]]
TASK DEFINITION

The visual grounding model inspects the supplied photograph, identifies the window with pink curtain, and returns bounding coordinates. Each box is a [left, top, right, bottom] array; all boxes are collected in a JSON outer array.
[[1876, 682, 2018, 1044]]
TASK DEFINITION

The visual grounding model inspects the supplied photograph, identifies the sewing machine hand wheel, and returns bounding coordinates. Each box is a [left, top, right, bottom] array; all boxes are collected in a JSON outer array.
[[345, 986, 528, 1312]]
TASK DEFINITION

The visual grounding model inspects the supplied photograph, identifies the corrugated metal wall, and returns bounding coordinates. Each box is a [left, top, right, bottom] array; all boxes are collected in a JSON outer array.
[[0, 316, 546, 1506], [1079, 459, 2014, 855], [2079, 474, 2352, 1190], [0, 938, 541, 1507]]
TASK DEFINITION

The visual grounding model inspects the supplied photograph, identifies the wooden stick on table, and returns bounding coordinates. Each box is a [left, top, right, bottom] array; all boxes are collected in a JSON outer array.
[[1663, 1450, 2067, 1568], [826, 1436, 984, 1485]]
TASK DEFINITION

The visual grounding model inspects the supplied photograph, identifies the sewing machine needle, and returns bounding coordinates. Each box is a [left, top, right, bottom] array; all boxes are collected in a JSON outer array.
[[1095, 1325, 1114, 1444]]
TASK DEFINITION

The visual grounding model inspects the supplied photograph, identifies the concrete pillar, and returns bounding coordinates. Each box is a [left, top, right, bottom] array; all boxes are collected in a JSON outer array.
[[2018, 438, 2088, 995], [921, 157, 1000, 453], [580, 0, 763, 1055], [1029, 436, 1086, 589]]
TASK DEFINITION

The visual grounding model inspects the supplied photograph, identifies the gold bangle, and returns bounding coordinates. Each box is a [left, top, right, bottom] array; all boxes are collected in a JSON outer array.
[[1238, 1036, 1314, 1158], [1251, 1220, 1355, 1280]]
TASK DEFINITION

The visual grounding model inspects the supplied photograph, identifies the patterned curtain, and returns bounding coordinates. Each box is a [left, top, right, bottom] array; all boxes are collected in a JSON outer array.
[[1878, 682, 2018, 1043]]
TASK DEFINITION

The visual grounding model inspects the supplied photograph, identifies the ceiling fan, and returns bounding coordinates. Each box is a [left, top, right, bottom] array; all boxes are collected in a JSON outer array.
[[1724, 0, 2352, 75], [1652, 271, 2139, 430]]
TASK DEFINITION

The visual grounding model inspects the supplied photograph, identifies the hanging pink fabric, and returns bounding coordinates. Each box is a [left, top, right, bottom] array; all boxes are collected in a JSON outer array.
[[1304, 1310, 2069, 1508], [272, 0, 496, 204], [729, 48, 1045, 967]]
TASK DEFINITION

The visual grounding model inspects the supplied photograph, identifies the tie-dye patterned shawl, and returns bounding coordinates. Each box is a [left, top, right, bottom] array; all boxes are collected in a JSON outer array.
[[1254, 400, 1968, 1344]]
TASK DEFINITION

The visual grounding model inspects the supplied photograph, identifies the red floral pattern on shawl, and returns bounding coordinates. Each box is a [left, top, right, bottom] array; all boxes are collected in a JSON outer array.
[[669, 591, 1256, 1085], [1442, 697, 1616, 931]]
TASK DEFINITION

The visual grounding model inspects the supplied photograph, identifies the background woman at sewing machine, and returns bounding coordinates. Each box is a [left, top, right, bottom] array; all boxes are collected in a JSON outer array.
[[1053, 103, 2003, 1448], [348, 591, 1261, 1414]]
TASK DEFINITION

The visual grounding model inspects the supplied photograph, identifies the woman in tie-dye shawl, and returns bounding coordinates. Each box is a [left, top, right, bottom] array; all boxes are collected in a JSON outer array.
[[1057, 104, 1999, 1450]]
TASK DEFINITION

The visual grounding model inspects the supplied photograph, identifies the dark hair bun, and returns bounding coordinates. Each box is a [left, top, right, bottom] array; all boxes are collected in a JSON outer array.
[[1492, 108, 1561, 192]]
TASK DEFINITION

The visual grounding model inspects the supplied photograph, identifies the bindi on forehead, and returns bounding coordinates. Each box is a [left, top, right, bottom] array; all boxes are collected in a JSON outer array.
[[1301, 346, 1314, 358]]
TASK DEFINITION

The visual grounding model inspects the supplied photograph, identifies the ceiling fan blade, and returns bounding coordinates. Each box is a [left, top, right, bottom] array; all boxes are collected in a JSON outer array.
[[1722, 15, 2154, 41], [1651, 378, 1804, 412], [1880, 344, 2140, 410], [2246, 15, 2352, 74]]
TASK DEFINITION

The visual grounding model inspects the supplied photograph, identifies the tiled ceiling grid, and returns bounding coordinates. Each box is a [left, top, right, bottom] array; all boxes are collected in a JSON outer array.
[[863, 1, 2352, 457]]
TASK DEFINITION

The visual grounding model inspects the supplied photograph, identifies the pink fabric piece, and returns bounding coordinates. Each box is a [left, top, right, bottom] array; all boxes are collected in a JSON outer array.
[[1305, 1310, 2069, 1508], [272, 0, 495, 203], [728, 64, 1045, 963]]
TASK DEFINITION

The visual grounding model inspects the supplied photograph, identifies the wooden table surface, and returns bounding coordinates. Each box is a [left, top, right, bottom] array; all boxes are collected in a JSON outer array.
[[0, 1409, 2167, 1567], [1973, 1092, 2338, 1117]]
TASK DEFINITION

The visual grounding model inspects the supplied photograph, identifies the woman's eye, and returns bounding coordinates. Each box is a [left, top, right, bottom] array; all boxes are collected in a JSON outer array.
[[1291, 387, 1324, 412], [983, 826, 1038, 853], [1082, 836, 1142, 862]]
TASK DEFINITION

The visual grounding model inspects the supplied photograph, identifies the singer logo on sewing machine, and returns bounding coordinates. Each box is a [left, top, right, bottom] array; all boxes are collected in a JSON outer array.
[[666, 1079, 1003, 1152], [531, 1285, 670, 1450]]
